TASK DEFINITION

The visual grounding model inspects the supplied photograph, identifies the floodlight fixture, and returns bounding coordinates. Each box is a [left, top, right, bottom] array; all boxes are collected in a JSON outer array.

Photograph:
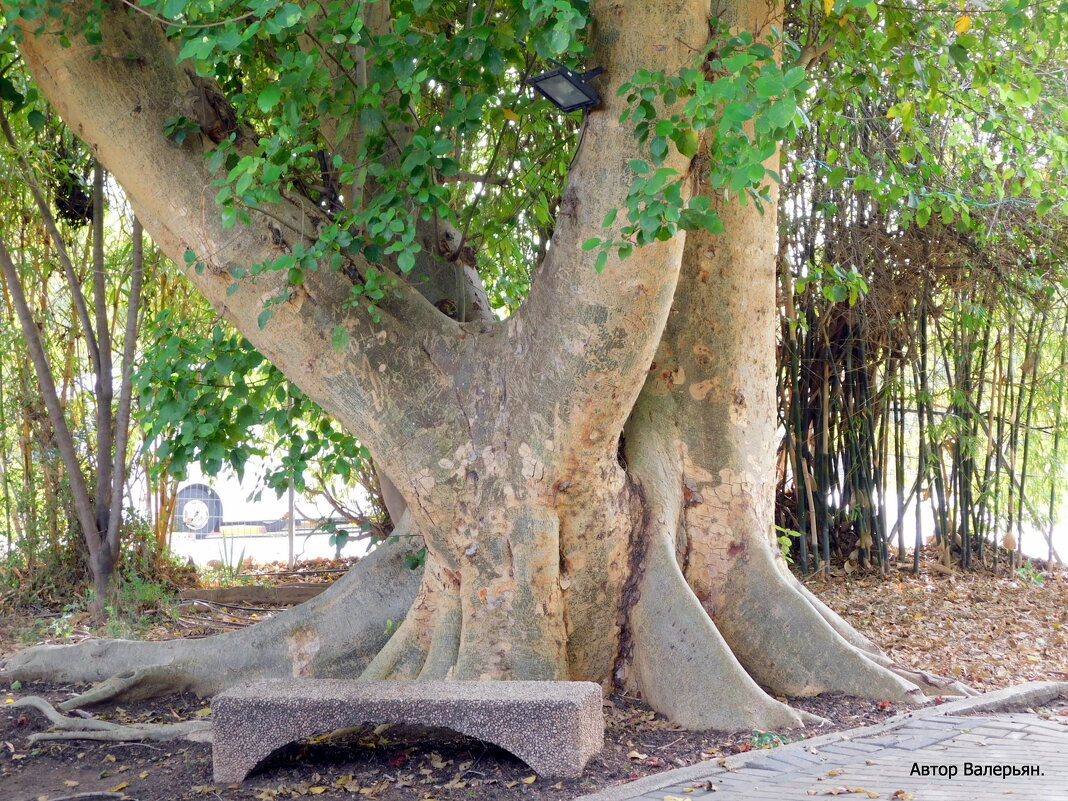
[[529, 65, 604, 112]]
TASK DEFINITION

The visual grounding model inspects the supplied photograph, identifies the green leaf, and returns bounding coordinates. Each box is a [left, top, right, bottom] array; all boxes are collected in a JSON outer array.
[[650, 135, 669, 162], [257, 85, 283, 112], [754, 74, 784, 98], [549, 25, 570, 54], [257, 309, 273, 329], [0, 76, 24, 105], [276, 3, 304, 29], [594, 250, 609, 272], [162, 0, 186, 18], [582, 237, 601, 251], [671, 128, 700, 158], [764, 96, 797, 130], [948, 42, 969, 67], [827, 166, 848, 187], [26, 109, 46, 130], [722, 101, 755, 124]]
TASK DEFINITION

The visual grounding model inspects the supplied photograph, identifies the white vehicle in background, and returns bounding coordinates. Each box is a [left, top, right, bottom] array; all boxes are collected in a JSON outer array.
[[171, 460, 343, 539]]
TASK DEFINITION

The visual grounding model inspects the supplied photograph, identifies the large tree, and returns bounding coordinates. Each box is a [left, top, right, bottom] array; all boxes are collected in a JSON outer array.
[[1, 0, 970, 730]]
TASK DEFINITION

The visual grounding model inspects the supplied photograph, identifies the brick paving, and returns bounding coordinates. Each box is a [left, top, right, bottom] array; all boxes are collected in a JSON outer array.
[[573, 685, 1068, 801]]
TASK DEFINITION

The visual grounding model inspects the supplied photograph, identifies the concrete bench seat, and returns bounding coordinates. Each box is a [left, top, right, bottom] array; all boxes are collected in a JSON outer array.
[[212, 679, 604, 783]]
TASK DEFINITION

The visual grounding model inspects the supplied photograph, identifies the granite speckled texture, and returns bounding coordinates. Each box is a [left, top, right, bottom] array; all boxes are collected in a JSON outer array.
[[212, 679, 604, 784]]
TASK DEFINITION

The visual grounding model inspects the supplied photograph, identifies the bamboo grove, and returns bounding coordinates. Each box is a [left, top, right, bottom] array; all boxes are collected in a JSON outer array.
[[774, 0, 1068, 574]]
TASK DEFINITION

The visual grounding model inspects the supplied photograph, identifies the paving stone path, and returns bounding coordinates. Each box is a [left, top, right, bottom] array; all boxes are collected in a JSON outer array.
[[574, 683, 1068, 801]]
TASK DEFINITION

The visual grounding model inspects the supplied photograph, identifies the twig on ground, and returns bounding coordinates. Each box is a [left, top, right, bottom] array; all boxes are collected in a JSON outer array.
[[655, 735, 686, 750]]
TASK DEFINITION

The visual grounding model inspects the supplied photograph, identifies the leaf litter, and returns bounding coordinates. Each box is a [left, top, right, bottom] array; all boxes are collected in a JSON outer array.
[[1, 561, 1065, 799]]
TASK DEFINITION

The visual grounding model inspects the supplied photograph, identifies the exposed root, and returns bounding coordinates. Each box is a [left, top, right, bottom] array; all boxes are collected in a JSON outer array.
[[711, 552, 926, 705], [360, 556, 447, 680], [887, 664, 979, 697], [417, 580, 461, 680], [13, 696, 212, 744], [790, 577, 885, 658], [623, 399, 816, 731], [790, 575, 976, 697], [57, 666, 190, 711], [1, 524, 422, 704], [629, 531, 814, 730]]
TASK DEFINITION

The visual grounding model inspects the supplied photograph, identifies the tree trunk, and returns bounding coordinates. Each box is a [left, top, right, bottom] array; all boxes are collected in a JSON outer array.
[[0, 0, 958, 731]]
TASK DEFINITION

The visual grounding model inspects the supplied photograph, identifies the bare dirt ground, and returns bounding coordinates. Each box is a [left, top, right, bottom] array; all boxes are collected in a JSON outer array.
[[2, 560, 1065, 801]]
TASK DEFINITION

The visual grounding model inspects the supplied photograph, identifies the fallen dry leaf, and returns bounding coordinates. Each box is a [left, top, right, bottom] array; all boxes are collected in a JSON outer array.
[[428, 752, 448, 769], [808, 568, 1068, 692], [891, 792, 914, 801]]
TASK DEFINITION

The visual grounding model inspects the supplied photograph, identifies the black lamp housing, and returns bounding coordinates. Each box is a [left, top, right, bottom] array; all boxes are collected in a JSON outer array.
[[529, 66, 604, 112]]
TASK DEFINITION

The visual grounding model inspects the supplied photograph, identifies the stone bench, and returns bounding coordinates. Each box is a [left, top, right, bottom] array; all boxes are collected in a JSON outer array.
[[211, 679, 604, 784]]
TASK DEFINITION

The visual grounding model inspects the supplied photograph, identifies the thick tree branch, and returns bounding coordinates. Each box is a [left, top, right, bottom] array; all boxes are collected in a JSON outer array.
[[503, 0, 709, 460], [16, 2, 469, 474]]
